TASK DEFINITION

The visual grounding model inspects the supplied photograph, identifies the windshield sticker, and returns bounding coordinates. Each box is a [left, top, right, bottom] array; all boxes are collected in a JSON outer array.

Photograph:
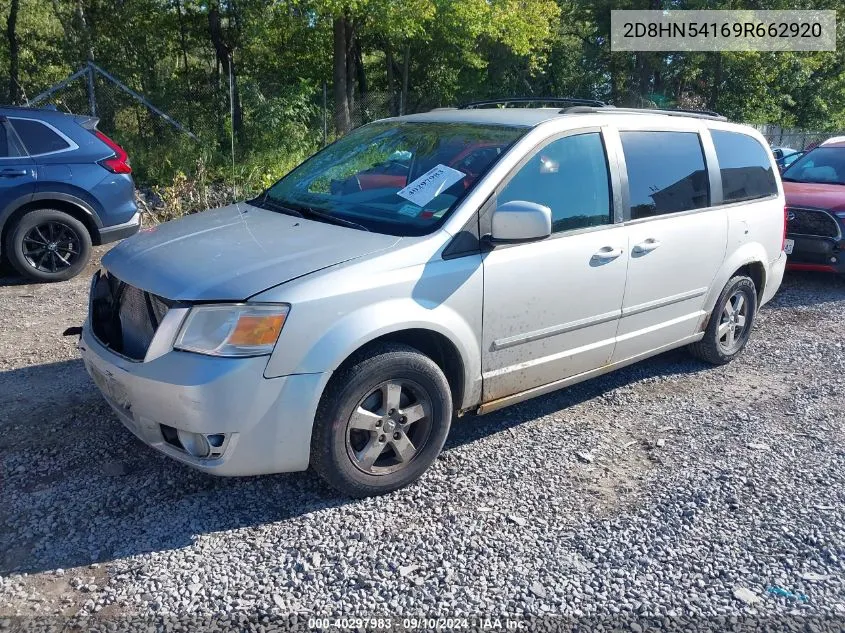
[[397, 203, 421, 217], [396, 164, 465, 207]]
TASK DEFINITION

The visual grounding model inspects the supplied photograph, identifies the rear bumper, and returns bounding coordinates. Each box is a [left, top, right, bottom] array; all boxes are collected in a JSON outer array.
[[79, 320, 329, 476], [96, 211, 140, 244], [785, 233, 845, 274], [761, 251, 787, 307]]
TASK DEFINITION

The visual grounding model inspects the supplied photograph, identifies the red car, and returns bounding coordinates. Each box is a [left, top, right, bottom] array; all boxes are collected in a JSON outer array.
[[781, 139, 845, 274]]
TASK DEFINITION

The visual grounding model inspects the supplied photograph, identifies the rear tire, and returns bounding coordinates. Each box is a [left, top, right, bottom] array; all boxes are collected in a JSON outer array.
[[689, 275, 757, 365], [310, 343, 453, 497], [5, 208, 92, 282]]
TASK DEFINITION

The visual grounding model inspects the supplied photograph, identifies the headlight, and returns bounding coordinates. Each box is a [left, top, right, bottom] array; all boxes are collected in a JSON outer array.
[[174, 303, 289, 357]]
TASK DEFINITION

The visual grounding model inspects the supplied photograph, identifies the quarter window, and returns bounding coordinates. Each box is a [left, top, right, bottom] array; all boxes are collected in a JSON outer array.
[[9, 119, 71, 155], [711, 130, 778, 202], [621, 131, 709, 219], [498, 132, 612, 233], [0, 123, 24, 158]]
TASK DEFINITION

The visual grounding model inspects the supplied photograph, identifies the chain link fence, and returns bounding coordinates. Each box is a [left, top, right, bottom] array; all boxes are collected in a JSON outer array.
[[6, 68, 845, 219], [751, 124, 845, 151]]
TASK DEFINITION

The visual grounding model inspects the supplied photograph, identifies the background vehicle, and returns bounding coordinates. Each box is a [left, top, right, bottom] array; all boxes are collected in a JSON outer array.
[[772, 146, 803, 171], [80, 103, 787, 497], [781, 139, 845, 274], [0, 106, 138, 282]]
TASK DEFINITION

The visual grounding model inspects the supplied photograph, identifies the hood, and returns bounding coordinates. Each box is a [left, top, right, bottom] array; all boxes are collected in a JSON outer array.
[[783, 181, 845, 213], [102, 203, 401, 301]]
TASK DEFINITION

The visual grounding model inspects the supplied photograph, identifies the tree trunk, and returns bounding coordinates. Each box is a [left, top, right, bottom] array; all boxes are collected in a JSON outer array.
[[401, 43, 410, 115], [6, 0, 19, 104], [385, 45, 396, 116], [345, 19, 356, 124], [208, 4, 243, 142], [333, 16, 350, 134], [75, 1, 94, 63], [354, 37, 367, 104], [175, 0, 192, 126], [709, 53, 722, 111]]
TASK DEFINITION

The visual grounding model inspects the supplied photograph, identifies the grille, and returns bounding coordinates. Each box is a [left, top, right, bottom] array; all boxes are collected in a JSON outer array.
[[90, 272, 169, 361], [786, 207, 841, 239]]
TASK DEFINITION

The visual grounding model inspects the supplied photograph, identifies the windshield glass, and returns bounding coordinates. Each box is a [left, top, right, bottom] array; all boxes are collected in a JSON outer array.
[[782, 147, 845, 185], [263, 121, 525, 235]]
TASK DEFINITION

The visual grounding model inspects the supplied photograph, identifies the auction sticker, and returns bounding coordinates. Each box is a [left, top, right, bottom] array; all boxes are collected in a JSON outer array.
[[397, 164, 465, 207]]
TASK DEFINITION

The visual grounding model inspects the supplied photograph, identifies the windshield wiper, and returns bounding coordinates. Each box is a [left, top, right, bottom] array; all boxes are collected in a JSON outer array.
[[288, 203, 371, 232], [258, 194, 371, 232], [255, 195, 304, 218]]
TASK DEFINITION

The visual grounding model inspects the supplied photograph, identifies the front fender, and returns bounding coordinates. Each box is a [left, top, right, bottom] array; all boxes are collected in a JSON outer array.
[[261, 253, 484, 410]]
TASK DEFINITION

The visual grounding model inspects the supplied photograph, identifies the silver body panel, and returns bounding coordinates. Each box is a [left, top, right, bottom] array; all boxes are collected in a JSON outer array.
[[80, 109, 787, 475]]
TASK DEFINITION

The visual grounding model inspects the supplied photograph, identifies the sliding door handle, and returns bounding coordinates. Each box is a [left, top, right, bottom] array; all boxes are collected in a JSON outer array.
[[592, 246, 623, 261], [632, 238, 662, 254]]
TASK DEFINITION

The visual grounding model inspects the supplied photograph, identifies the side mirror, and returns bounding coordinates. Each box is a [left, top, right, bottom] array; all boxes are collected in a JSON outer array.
[[488, 200, 552, 244], [772, 148, 784, 159]]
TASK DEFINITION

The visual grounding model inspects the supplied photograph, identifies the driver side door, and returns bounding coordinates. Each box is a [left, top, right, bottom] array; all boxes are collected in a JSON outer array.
[[481, 128, 628, 403]]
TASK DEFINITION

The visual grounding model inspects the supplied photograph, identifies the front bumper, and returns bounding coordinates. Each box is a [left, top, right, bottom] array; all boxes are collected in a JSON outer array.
[[786, 234, 845, 274], [79, 320, 329, 476]]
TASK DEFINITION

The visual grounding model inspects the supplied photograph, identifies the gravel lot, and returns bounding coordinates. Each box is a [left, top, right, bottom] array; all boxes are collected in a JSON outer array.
[[1, 250, 844, 629]]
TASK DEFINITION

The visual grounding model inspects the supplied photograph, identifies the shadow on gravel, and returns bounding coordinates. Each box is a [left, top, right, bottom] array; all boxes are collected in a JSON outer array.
[[445, 347, 710, 450], [4, 258, 842, 578], [2, 346, 710, 576]]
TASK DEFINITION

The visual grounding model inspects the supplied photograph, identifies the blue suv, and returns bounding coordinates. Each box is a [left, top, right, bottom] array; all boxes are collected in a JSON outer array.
[[0, 106, 138, 281]]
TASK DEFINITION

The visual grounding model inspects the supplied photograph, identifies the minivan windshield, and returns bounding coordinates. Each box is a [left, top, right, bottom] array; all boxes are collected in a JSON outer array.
[[782, 146, 845, 185], [261, 121, 525, 236]]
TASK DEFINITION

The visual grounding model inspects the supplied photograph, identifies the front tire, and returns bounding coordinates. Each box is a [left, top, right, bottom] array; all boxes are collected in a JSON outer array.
[[5, 209, 92, 282], [689, 275, 757, 365], [310, 343, 453, 497]]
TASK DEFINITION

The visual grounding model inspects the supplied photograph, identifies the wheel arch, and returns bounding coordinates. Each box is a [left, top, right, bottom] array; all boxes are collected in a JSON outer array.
[[1, 196, 101, 256], [700, 243, 769, 329], [331, 328, 467, 416]]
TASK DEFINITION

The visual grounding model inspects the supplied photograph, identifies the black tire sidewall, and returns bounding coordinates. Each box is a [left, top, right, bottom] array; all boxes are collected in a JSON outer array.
[[6, 209, 92, 282], [708, 276, 757, 362], [312, 344, 453, 497]]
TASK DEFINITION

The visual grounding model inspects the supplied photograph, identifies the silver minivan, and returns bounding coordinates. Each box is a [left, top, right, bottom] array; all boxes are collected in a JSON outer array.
[[80, 103, 787, 496]]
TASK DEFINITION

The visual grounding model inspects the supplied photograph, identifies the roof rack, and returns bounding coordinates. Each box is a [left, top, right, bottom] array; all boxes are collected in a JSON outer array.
[[459, 97, 606, 109], [561, 105, 727, 121]]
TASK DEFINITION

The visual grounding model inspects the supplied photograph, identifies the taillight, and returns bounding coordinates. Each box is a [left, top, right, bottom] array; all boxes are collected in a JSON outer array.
[[782, 205, 788, 251], [94, 130, 131, 174]]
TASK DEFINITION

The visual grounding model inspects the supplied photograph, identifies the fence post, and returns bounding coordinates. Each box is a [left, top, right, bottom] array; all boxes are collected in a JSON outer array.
[[86, 63, 97, 116], [323, 81, 328, 146]]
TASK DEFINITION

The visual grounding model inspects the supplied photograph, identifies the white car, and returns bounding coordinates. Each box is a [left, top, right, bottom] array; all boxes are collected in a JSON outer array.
[[80, 102, 787, 496]]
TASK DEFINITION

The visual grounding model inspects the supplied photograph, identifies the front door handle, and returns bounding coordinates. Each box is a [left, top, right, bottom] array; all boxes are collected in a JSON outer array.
[[592, 246, 623, 261], [0, 168, 28, 177], [632, 238, 662, 254]]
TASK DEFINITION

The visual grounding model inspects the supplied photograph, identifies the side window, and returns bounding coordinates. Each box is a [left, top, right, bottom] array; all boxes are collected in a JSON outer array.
[[498, 132, 612, 233], [620, 131, 709, 219], [711, 130, 778, 202], [0, 122, 24, 158], [9, 119, 70, 155]]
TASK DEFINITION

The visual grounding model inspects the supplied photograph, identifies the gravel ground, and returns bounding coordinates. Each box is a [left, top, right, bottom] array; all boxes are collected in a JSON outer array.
[[1, 252, 844, 630]]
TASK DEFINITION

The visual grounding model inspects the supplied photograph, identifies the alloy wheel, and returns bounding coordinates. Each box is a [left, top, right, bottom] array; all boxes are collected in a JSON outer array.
[[345, 379, 433, 475], [21, 221, 82, 274], [717, 290, 750, 353]]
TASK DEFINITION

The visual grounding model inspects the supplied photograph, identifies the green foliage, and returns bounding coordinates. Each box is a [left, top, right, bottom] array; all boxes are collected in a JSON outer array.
[[0, 0, 842, 217]]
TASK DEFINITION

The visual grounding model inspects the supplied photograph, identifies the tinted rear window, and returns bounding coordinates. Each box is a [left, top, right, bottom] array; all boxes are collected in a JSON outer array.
[[711, 130, 778, 202], [10, 118, 71, 155], [621, 131, 709, 219]]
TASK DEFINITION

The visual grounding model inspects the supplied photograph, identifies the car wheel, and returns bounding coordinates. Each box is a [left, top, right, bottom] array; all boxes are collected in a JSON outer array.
[[310, 342, 453, 497], [5, 209, 92, 282], [688, 275, 757, 365]]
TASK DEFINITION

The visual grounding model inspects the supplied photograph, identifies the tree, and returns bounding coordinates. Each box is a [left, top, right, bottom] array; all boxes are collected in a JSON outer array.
[[6, 0, 19, 104]]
